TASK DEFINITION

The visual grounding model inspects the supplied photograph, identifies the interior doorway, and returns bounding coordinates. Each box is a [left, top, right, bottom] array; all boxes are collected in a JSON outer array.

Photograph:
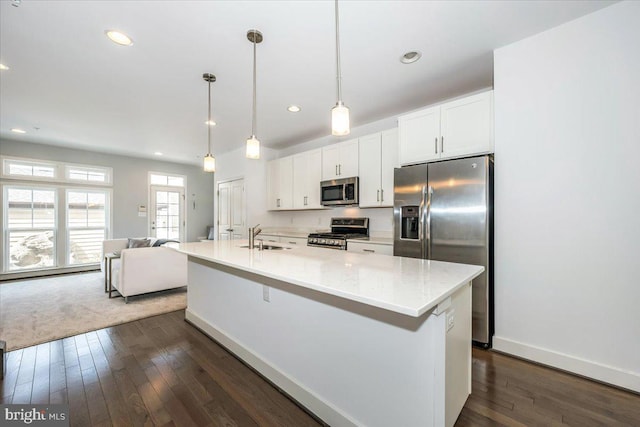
[[217, 178, 245, 240]]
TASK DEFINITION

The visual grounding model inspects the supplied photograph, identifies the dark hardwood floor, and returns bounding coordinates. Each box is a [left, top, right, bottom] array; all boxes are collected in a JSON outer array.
[[1, 310, 638, 426]]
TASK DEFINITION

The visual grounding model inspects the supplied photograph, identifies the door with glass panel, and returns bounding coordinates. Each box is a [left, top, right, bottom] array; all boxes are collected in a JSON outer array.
[[150, 186, 185, 241], [4, 187, 57, 271]]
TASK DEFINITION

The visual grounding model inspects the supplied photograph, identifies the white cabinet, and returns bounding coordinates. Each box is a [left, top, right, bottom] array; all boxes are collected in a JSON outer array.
[[398, 90, 493, 165], [293, 149, 322, 209], [322, 139, 359, 180], [280, 236, 307, 246], [358, 129, 398, 208], [267, 157, 293, 210], [399, 105, 441, 165], [347, 241, 393, 256]]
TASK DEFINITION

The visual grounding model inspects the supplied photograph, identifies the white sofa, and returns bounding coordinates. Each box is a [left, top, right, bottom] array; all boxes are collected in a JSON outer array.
[[102, 238, 187, 303]]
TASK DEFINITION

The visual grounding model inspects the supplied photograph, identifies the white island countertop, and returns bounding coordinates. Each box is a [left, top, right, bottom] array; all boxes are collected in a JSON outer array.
[[176, 240, 483, 318]]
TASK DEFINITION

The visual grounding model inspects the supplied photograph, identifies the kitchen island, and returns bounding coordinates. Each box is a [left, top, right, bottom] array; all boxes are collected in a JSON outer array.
[[175, 240, 484, 427]]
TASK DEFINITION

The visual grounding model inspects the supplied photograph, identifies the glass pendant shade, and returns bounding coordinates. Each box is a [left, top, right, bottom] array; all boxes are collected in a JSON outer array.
[[245, 135, 260, 160], [331, 101, 350, 136], [203, 154, 216, 172]]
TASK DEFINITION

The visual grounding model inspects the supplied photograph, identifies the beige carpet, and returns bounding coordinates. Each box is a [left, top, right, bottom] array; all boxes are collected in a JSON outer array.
[[0, 271, 186, 351]]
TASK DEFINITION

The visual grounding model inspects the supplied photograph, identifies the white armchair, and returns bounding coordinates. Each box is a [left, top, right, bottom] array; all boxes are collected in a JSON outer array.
[[102, 238, 187, 303]]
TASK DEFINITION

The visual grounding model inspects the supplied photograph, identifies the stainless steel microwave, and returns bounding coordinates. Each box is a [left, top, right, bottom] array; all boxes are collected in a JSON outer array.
[[320, 177, 359, 206]]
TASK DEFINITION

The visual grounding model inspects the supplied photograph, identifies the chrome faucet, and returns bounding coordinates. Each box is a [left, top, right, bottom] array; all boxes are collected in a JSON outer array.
[[248, 224, 262, 248]]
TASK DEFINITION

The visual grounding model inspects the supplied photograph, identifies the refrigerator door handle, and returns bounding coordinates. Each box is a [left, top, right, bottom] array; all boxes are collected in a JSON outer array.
[[419, 186, 426, 258], [426, 185, 433, 260]]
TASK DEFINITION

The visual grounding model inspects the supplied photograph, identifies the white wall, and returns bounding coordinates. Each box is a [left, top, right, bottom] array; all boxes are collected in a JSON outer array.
[[493, 1, 640, 391]]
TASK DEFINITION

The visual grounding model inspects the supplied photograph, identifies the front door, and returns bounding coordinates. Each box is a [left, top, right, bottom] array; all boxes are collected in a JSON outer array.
[[217, 179, 245, 240], [150, 185, 185, 241]]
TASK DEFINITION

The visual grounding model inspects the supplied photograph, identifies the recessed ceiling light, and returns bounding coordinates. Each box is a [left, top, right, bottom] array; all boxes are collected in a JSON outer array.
[[0, 64, 9, 71], [154, 152, 163, 156], [205, 120, 216, 126], [11, 128, 26, 134], [400, 51, 422, 64], [105, 30, 134, 46], [287, 105, 301, 113]]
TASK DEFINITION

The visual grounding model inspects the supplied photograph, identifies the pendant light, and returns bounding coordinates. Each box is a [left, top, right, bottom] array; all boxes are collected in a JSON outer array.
[[203, 73, 216, 172], [246, 29, 263, 160], [331, 0, 350, 136]]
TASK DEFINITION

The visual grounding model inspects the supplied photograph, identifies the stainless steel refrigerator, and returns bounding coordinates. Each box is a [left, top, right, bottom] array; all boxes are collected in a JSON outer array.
[[393, 155, 493, 347]]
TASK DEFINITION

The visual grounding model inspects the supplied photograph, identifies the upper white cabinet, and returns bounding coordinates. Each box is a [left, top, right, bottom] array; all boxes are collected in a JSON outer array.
[[359, 129, 398, 208], [322, 139, 359, 180], [398, 90, 494, 165], [292, 149, 322, 209], [267, 156, 293, 210]]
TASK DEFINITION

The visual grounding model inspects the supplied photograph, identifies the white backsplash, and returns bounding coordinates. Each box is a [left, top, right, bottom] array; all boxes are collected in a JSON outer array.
[[258, 206, 394, 237]]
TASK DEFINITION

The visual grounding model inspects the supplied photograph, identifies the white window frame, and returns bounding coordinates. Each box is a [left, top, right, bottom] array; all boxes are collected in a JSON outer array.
[[1, 155, 112, 186], [3, 184, 59, 272], [65, 188, 111, 266]]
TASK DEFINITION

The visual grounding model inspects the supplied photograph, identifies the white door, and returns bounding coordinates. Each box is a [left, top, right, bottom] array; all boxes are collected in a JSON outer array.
[[440, 91, 494, 159], [398, 105, 441, 165], [217, 178, 245, 240], [380, 128, 399, 207], [338, 138, 359, 178], [150, 186, 185, 241], [358, 133, 382, 207]]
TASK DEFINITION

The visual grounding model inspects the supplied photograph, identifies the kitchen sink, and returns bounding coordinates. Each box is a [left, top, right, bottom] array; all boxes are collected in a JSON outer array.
[[238, 244, 291, 250]]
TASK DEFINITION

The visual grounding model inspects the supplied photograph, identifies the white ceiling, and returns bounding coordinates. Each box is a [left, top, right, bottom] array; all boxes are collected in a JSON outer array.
[[0, 0, 616, 165]]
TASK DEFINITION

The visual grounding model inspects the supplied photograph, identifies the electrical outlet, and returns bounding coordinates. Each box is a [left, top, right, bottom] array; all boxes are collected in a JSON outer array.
[[446, 310, 455, 331], [263, 285, 270, 302]]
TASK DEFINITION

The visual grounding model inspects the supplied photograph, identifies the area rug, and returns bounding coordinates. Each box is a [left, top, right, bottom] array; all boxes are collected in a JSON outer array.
[[0, 271, 186, 351]]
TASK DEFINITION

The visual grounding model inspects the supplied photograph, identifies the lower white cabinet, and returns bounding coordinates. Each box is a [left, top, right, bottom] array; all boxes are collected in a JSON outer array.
[[256, 235, 308, 246], [280, 236, 307, 246], [347, 241, 393, 256]]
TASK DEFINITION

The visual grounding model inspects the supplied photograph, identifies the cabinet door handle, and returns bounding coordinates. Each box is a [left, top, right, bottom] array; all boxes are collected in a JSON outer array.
[[288, 241, 297, 245], [335, 164, 338, 176], [377, 190, 380, 202], [339, 164, 342, 175], [435, 137, 438, 154], [381, 189, 384, 202], [277, 198, 280, 207], [363, 249, 375, 253], [441, 136, 444, 153], [304, 196, 308, 206]]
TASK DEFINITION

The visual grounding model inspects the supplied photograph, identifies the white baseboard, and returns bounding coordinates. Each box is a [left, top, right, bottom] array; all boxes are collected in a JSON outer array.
[[185, 309, 358, 427], [493, 336, 640, 393]]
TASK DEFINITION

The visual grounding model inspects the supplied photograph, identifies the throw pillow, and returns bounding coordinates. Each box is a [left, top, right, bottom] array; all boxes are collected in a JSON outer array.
[[127, 238, 151, 248]]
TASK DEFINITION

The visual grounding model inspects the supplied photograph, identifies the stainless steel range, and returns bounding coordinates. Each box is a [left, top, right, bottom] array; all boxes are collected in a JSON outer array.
[[307, 217, 369, 250]]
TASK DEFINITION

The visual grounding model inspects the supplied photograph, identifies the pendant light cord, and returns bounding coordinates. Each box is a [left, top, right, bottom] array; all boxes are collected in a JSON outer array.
[[335, 0, 342, 102], [252, 37, 257, 136], [207, 80, 212, 153]]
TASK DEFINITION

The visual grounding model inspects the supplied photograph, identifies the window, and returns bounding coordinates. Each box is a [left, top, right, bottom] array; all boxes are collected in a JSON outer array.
[[66, 166, 110, 184], [150, 173, 184, 187], [2, 156, 113, 274], [5, 187, 57, 271], [67, 190, 108, 265], [2, 156, 112, 185], [4, 159, 56, 179]]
